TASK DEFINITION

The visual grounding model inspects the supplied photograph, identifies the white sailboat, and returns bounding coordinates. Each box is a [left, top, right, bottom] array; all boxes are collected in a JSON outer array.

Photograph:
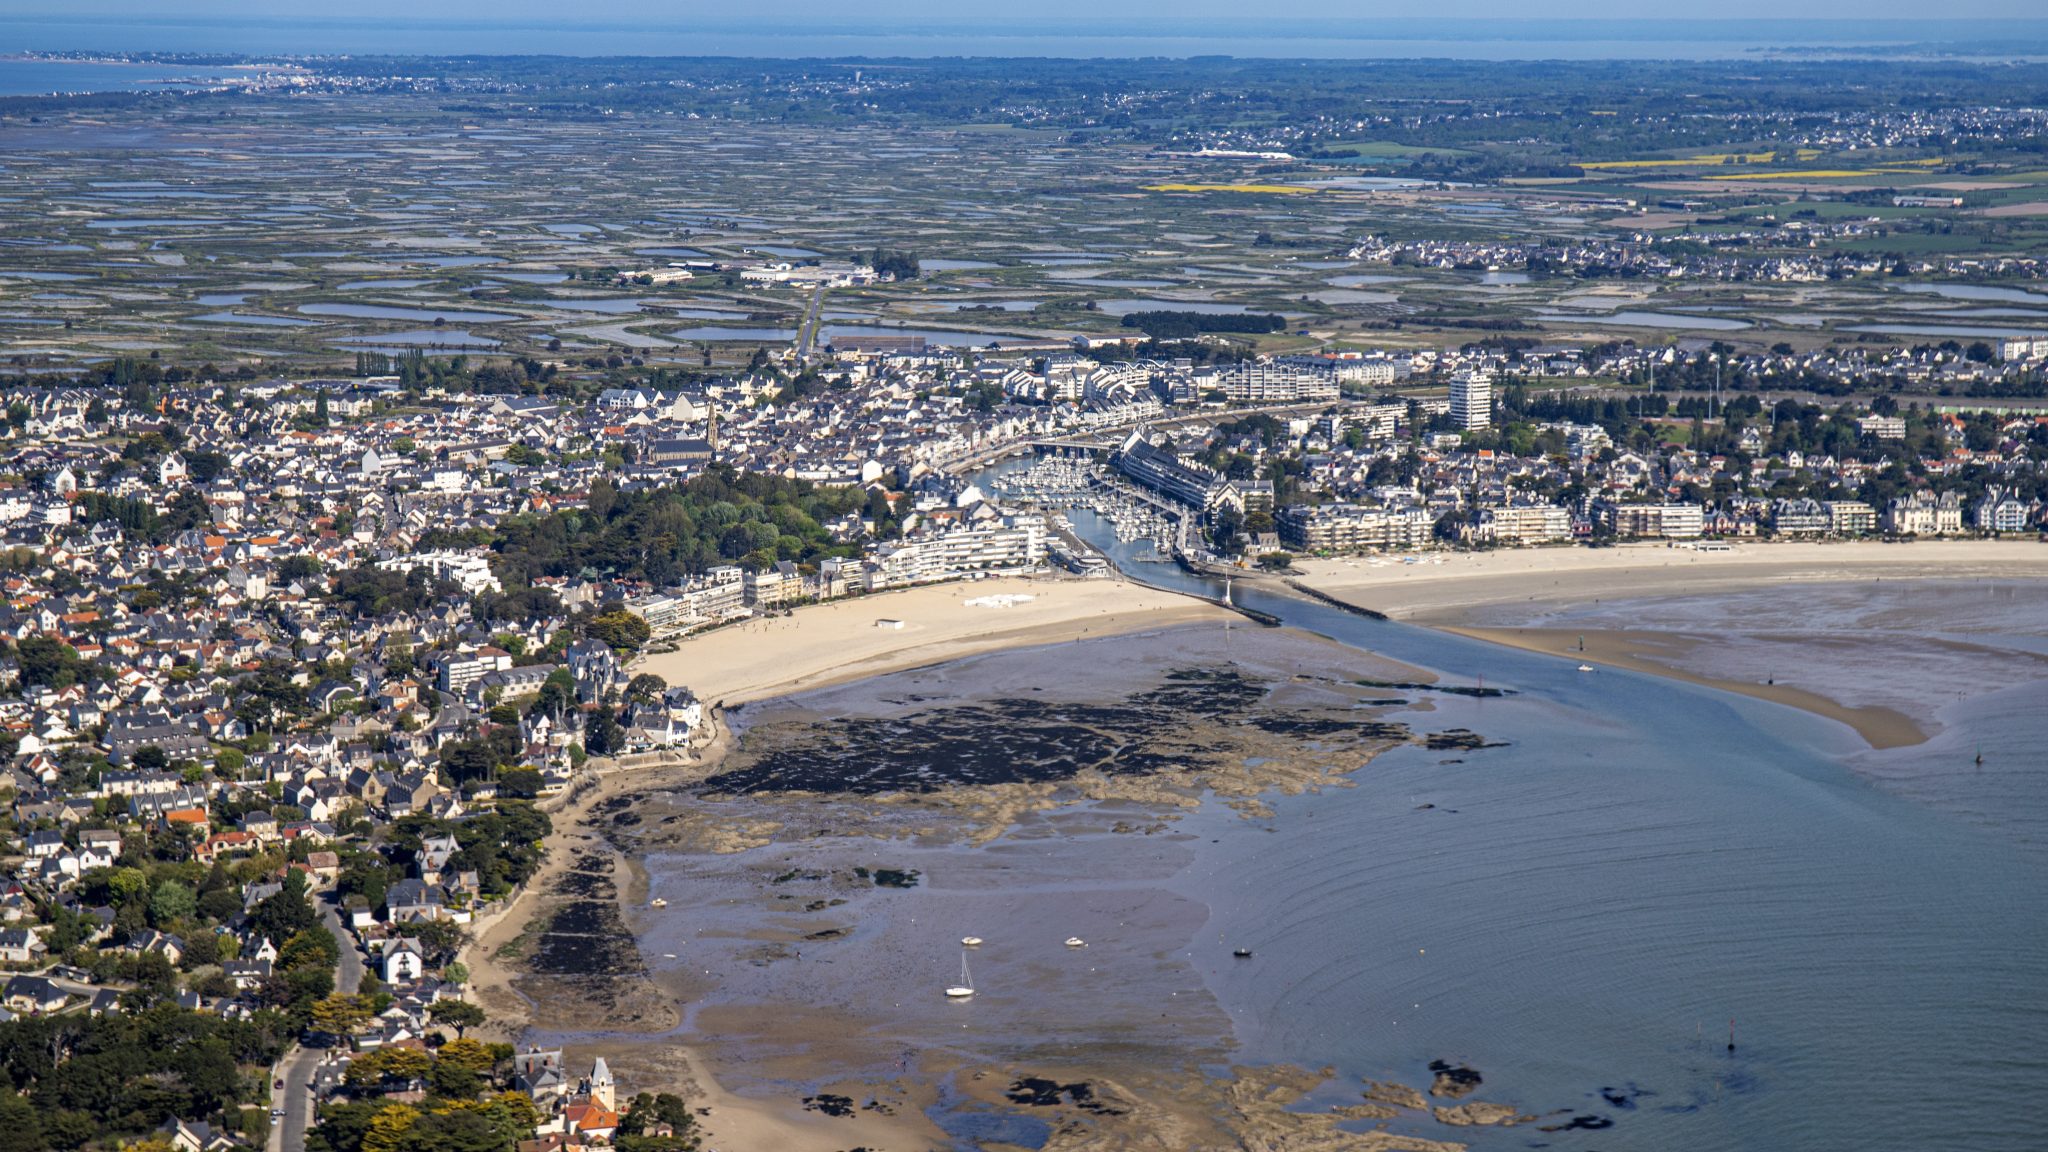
[[945, 951, 975, 998]]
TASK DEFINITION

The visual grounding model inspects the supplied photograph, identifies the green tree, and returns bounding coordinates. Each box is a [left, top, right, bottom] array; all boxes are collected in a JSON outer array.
[[397, 1108, 502, 1152], [248, 872, 320, 944], [311, 993, 372, 1037], [429, 1000, 486, 1038], [0, 1087, 44, 1152], [588, 611, 651, 653], [625, 673, 667, 703], [149, 880, 197, 927], [15, 635, 91, 689], [583, 708, 625, 756]]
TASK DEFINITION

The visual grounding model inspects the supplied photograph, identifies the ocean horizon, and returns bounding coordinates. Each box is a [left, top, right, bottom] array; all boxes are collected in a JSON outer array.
[[4, 16, 2048, 63]]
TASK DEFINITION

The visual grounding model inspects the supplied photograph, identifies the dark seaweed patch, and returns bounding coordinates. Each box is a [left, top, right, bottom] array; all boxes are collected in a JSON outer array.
[[1006, 1077, 1119, 1114], [1424, 729, 1509, 751], [1428, 1060, 1483, 1098], [1355, 678, 1510, 698], [802, 1094, 855, 1117], [706, 666, 1415, 797], [1538, 1114, 1614, 1132], [526, 855, 645, 999], [1245, 714, 1407, 739], [1600, 1083, 1653, 1109]]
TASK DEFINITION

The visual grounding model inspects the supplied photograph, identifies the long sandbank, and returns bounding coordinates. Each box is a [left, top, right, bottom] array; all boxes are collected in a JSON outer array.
[[633, 573, 1233, 706], [1289, 538, 2048, 622], [1290, 539, 2048, 749]]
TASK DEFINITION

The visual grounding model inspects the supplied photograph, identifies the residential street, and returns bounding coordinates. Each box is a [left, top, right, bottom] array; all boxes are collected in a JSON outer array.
[[269, 893, 363, 1152]]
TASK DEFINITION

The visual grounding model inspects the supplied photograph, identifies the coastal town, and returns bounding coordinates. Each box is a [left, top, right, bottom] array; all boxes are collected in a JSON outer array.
[[2, 28, 2048, 1152], [0, 302, 2040, 1148]]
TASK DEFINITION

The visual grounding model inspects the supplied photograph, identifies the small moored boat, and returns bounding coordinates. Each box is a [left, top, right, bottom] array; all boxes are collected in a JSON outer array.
[[1233, 948, 1253, 958], [946, 952, 975, 999], [1065, 937, 1086, 948], [649, 898, 668, 908], [1577, 664, 1594, 673]]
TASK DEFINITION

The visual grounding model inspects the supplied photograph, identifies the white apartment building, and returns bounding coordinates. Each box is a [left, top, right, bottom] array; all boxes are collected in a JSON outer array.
[[1211, 362, 1340, 404], [1278, 503, 1436, 552], [674, 566, 748, 621], [1998, 335, 2048, 362], [1335, 361, 1398, 387], [1478, 503, 1572, 544], [1824, 501, 1877, 535], [376, 550, 502, 595], [863, 519, 1048, 588], [1974, 488, 2033, 533], [1601, 502, 1704, 539], [1450, 370, 1493, 430]]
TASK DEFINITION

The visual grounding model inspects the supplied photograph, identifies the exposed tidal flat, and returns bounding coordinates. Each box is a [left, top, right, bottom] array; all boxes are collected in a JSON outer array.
[[1450, 578, 2048, 852], [479, 563, 2048, 1150], [486, 624, 1530, 1150]]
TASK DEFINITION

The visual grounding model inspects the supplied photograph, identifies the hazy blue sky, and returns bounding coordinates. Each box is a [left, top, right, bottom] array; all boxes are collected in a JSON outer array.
[[38, 1, 2048, 21]]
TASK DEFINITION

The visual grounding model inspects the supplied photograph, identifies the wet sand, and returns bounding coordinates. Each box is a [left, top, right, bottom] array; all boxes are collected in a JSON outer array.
[[471, 624, 1496, 1151], [464, 573, 1228, 1139], [1443, 624, 1928, 749], [1290, 539, 2048, 622], [461, 753, 954, 1152], [1289, 540, 2048, 749]]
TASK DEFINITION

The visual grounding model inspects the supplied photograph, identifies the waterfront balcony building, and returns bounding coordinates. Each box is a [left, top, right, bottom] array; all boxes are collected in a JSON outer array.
[[1824, 500, 1877, 535], [1278, 502, 1436, 553], [1477, 503, 1572, 545], [1599, 501, 1705, 539]]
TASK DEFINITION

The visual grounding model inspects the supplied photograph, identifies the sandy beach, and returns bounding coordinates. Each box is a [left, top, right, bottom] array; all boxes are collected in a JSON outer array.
[[634, 574, 1233, 706], [1289, 539, 2048, 749], [1445, 624, 1931, 748], [1289, 539, 2048, 622]]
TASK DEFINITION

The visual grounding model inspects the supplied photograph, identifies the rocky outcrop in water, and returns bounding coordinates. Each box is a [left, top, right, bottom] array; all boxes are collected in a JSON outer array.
[[1363, 1081, 1430, 1110], [1432, 1102, 1533, 1127], [1428, 1061, 1483, 1099]]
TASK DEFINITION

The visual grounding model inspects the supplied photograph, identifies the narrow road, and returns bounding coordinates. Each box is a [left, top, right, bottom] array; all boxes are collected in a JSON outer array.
[[270, 892, 364, 1152], [796, 283, 826, 362]]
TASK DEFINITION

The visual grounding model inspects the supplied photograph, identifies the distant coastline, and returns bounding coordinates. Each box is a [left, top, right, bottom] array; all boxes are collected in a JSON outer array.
[[7, 16, 2048, 62]]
